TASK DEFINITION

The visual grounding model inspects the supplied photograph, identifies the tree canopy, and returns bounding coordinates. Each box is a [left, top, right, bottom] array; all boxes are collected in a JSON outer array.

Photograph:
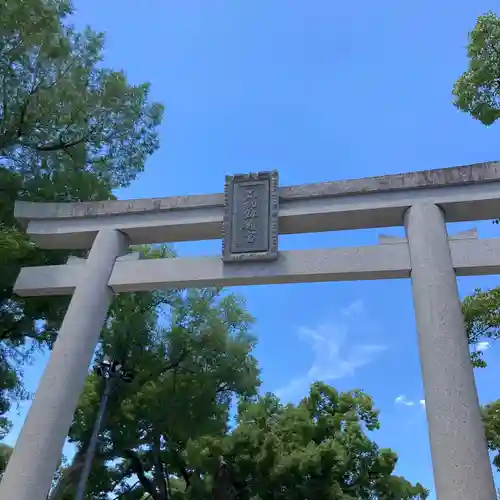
[[50, 356, 429, 499], [0, 442, 12, 480], [0, 0, 163, 433], [185, 384, 428, 500], [462, 287, 500, 368], [462, 287, 500, 472], [454, 11, 500, 476], [482, 400, 500, 472], [0, 0, 163, 188], [48, 259, 261, 500], [453, 11, 500, 125]]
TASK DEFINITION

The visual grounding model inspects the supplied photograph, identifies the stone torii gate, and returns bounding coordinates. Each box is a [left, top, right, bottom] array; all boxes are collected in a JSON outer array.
[[2, 162, 500, 500]]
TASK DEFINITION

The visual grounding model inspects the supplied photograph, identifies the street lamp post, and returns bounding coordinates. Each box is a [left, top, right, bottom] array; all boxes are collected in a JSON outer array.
[[74, 357, 132, 500]]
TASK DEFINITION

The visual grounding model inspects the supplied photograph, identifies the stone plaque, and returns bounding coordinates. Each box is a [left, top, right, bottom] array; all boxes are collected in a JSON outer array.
[[222, 171, 279, 262]]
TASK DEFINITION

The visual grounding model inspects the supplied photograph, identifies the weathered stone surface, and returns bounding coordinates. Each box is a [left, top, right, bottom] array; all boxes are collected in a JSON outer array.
[[222, 171, 279, 262], [0, 229, 130, 500], [13, 162, 500, 250], [279, 161, 500, 200], [14, 161, 500, 223], [405, 204, 496, 499], [14, 237, 500, 296]]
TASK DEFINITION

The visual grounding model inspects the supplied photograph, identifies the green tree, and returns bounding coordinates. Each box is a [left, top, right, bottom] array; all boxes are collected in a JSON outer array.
[[462, 287, 500, 368], [51, 313, 429, 499], [0, 442, 12, 479], [48, 253, 260, 500], [454, 12, 500, 471], [463, 287, 500, 472], [0, 0, 163, 186], [453, 11, 500, 125], [185, 383, 428, 499], [0, 0, 163, 431], [482, 400, 500, 472]]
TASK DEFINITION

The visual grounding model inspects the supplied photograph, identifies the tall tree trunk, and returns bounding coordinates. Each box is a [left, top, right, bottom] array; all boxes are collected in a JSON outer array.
[[212, 456, 238, 500], [152, 434, 168, 499], [124, 449, 160, 500], [48, 451, 86, 500]]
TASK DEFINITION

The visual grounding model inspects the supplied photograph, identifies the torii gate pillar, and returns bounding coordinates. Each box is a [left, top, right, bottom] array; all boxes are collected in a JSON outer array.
[[406, 203, 496, 500], [0, 229, 129, 500]]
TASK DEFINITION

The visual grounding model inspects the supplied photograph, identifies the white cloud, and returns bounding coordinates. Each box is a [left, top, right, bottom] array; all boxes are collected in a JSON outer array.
[[275, 300, 386, 401], [395, 394, 426, 409], [476, 341, 490, 352], [341, 299, 365, 319], [395, 395, 415, 406]]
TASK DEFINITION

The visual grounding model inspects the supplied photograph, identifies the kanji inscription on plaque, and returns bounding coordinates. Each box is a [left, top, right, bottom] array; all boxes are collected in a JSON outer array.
[[222, 171, 279, 262]]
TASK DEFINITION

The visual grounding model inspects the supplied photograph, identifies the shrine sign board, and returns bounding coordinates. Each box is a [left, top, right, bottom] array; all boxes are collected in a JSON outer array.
[[222, 170, 279, 262]]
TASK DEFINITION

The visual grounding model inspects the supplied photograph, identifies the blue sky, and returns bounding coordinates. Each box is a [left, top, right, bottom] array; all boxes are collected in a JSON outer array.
[[6, 1, 500, 498]]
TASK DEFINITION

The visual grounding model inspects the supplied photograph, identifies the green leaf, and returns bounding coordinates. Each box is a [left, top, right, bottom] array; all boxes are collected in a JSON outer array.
[[0, 0, 163, 431], [453, 11, 500, 125], [462, 286, 500, 368]]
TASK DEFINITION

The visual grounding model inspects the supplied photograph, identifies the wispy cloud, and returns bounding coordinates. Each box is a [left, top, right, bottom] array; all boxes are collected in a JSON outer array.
[[476, 341, 491, 352], [341, 299, 365, 319], [395, 394, 425, 408], [275, 300, 386, 401], [395, 395, 415, 406]]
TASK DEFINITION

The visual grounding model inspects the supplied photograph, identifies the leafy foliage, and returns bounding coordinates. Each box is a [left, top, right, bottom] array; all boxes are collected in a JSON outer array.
[[185, 383, 428, 499], [461, 286, 500, 473], [455, 8, 500, 462], [48, 253, 260, 500], [453, 11, 500, 125], [46, 259, 427, 499], [53, 341, 428, 499], [462, 287, 500, 368], [464, 287, 500, 472], [0, 0, 163, 186], [482, 400, 500, 472], [0, 0, 163, 430], [0, 442, 12, 479]]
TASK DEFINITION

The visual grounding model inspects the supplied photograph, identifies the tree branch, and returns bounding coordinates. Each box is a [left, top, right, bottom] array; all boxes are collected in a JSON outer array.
[[216, 382, 230, 394], [114, 480, 139, 500], [106, 465, 133, 497], [179, 465, 191, 491], [47, 451, 85, 500], [152, 434, 167, 499], [164, 349, 190, 372], [35, 131, 92, 152], [123, 449, 159, 500]]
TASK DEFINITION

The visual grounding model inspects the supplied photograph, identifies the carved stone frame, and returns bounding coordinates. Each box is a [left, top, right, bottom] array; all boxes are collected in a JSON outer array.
[[222, 170, 279, 263]]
